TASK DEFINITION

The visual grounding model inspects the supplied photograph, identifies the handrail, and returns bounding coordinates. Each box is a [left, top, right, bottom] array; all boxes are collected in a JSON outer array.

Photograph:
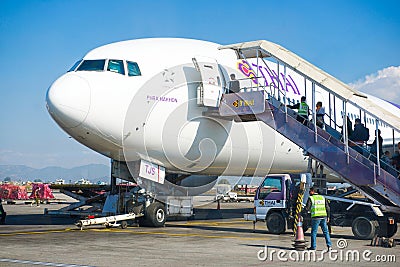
[[229, 58, 359, 134]]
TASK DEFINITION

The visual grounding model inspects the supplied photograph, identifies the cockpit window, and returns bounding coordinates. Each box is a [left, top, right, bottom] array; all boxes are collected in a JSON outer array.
[[77, 60, 106, 71], [68, 60, 82, 72], [127, 61, 141, 76], [107, 59, 125, 75]]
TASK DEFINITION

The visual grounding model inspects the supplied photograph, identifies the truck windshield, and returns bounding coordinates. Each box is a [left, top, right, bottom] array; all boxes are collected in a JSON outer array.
[[258, 177, 282, 199]]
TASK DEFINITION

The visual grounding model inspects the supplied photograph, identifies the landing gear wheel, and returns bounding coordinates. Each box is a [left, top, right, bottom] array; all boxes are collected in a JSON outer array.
[[120, 220, 128, 229], [140, 202, 166, 227], [266, 212, 286, 234], [351, 217, 378, 240]]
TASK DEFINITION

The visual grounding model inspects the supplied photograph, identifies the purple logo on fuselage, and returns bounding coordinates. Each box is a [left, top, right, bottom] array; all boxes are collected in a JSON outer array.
[[237, 59, 301, 96]]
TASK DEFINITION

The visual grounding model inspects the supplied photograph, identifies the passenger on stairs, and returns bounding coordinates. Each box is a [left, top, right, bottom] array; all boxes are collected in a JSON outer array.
[[381, 151, 399, 176], [315, 101, 325, 129], [369, 129, 383, 163], [339, 116, 353, 140], [228, 74, 240, 93], [349, 118, 369, 154], [381, 151, 392, 166]]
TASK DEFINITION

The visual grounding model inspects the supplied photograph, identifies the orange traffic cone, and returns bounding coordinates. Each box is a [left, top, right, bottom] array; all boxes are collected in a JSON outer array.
[[292, 216, 307, 250]]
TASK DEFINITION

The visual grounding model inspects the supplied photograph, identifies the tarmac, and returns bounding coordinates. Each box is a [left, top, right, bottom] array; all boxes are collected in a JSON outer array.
[[0, 193, 399, 267]]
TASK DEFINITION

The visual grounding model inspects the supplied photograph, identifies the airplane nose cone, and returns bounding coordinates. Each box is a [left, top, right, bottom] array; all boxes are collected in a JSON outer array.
[[46, 73, 91, 128]]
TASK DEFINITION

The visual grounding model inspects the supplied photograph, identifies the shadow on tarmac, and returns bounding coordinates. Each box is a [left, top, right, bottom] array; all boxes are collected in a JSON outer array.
[[192, 207, 253, 220], [4, 214, 77, 225], [2, 207, 252, 226]]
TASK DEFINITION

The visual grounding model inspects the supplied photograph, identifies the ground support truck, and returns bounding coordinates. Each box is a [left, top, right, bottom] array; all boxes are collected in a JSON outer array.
[[46, 184, 193, 229], [245, 174, 398, 239]]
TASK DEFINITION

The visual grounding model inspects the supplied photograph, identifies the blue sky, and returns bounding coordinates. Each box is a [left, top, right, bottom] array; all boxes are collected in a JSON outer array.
[[0, 0, 399, 168]]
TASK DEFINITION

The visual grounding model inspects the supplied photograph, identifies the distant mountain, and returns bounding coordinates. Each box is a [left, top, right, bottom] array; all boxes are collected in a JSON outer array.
[[0, 164, 110, 183]]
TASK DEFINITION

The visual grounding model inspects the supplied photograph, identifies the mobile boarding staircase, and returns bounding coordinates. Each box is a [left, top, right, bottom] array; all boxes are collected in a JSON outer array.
[[216, 41, 400, 213]]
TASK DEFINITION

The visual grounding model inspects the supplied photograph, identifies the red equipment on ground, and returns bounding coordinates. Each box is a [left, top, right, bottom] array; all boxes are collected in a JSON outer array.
[[0, 184, 29, 200], [29, 183, 55, 200]]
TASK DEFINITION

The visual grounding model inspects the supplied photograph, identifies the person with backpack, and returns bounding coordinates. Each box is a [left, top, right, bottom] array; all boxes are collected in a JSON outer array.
[[349, 118, 369, 154]]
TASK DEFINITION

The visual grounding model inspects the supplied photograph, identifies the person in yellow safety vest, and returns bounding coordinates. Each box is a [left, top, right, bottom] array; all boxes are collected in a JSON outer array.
[[287, 96, 309, 125], [305, 187, 332, 250]]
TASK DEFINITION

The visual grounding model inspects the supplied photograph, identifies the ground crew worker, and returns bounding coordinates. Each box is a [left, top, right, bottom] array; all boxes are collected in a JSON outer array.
[[287, 96, 309, 125], [0, 198, 6, 224], [34, 187, 41, 207], [305, 187, 332, 250]]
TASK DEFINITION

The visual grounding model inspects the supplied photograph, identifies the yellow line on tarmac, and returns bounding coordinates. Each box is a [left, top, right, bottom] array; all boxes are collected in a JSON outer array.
[[0, 220, 265, 241], [88, 228, 270, 241], [0, 228, 74, 237], [176, 219, 248, 226]]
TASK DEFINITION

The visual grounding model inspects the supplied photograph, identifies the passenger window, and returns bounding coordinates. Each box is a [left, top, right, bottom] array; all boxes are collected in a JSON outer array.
[[127, 61, 141, 76], [68, 60, 82, 72], [77, 60, 105, 71], [107, 59, 125, 75]]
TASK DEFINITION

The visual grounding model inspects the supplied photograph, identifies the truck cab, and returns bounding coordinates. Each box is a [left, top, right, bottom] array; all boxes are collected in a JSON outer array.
[[253, 174, 302, 234], [255, 174, 290, 220]]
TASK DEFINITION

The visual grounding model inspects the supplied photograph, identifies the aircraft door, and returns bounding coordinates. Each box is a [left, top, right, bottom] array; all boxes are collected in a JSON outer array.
[[192, 56, 224, 107]]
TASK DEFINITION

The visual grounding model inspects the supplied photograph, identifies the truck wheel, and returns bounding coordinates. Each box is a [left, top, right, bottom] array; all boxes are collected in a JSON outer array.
[[266, 212, 286, 234], [141, 202, 166, 227], [120, 220, 128, 229], [351, 217, 378, 240]]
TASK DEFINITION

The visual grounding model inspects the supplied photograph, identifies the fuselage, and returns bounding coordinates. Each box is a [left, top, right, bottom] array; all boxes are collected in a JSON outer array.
[[46, 38, 400, 181]]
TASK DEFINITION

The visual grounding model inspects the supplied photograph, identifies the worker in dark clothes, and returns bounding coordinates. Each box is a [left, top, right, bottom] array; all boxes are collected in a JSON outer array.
[[0, 198, 6, 224], [305, 187, 332, 250]]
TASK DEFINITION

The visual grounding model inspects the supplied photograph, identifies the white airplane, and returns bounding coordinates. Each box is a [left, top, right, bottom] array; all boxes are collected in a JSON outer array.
[[46, 38, 400, 190]]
